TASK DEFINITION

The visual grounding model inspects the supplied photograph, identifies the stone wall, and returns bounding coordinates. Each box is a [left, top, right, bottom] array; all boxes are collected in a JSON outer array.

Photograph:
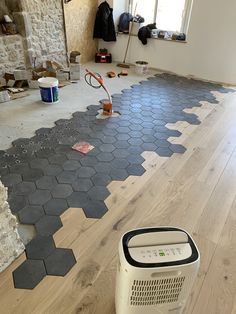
[[0, 181, 24, 273], [0, 0, 68, 76], [0, 35, 26, 77], [64, 0, 98, 63], [21, 0, 68, 67]]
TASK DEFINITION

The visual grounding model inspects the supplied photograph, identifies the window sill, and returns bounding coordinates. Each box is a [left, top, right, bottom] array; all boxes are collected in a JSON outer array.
[[117, 33, 187, 44]]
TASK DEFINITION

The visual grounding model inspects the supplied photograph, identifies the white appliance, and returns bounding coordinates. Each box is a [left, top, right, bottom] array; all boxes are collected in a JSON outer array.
[[115, 227, 200, 314]]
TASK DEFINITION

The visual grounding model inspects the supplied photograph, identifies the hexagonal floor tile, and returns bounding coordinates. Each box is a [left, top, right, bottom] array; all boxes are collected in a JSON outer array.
[[82, 200, 108, 218], [13, 260, 46, 290], [91, 173, 111, 186], [18, 205, 45, 224], [72, 178, 93, 192], [44, 248, 76, 276], [13, 181, 36, 196], [51, 184, 73, 199], [44, 199, 69, 216], [30, 158, 49, 169], [126, 164, 146, 176], [22, 168, 44, 182], [62, 160, 81, 171], [36, 176, 57, 190], [28, 190, 52, 205], [1, 173, 22, 187], [8, 195, 27, 213], [35, 215, 62, 236], [67, 191, 90, 208], [77, 167, 96, 178], [43, 164, 62, 176], [26, 235, 56, 259], [88, 186, 110, 201], [57, 171, 76, 184]]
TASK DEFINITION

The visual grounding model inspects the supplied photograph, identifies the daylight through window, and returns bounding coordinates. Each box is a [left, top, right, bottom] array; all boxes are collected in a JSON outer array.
[[133, 0, 193, 33]]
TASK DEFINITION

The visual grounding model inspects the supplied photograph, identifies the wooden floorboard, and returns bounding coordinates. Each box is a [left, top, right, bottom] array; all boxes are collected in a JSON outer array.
[[0, 92, 236, 313]]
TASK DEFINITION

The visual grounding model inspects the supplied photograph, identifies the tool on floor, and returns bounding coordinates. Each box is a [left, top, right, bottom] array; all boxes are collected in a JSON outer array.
[[115, 227, 200, 314], [118, 70, 128, 78], [117, 3, 137, 69], [85, 69, 112, 116], [107, 71, 116, 78]]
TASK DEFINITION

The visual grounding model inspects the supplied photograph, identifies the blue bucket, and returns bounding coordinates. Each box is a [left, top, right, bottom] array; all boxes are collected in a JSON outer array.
[[38, 77, 59, 104]]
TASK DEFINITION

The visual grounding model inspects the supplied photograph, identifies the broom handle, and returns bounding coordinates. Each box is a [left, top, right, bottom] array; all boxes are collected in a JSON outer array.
[[123, 2, 137, 64]]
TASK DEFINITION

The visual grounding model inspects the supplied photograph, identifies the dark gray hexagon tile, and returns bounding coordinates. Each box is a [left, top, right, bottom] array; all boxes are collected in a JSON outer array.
[[77, 166, 96, 178], [13, 260, 46, 290], [22, 168, 43, 182], [99, 143, 115, 153], [100, 135, 116, 144], [155, 139, 171, 148], [30, 158, 49, 169], [88, 186, 110, 201], [13, 181, 36, 196], [91, 173, 111, 186], [36, 176, 57, 190], [129, 124, 143, 131], [1, 173, 22, 187], [114, 140, 130, 149], [141, 143, 158, 151], [62, 160, 81, 171], [110, 168, 129, 181], [51, 184, 73, 199], [67, 191, 90, 208], [44, 248, 76, 276], [94, 162, 112, 174], [127, 154, 145, 164], [49, 154, 67, 165], [8, 195, 27, 213], [82, 201, 108, 218], [72, 178, 93, 192], [128, 138, 143, 146], [66, 150, 84, 160], [170, 144, 187, 153], [126, 164, 146, 176], [112, 149, 129, 159], [43, 164, 62, 176], [116, 134, 130, 141], [111, 158, 130, 169], [44, 198, 69, 216], [28, 190, 51, 205], [80, 156, 98, 167], [156, 147, 173, 157], [96, 152, 114, 162], [26, 235, 56, 259], [9, 163, 30, 175], [57, 171, 76, 184], [18, 205, 45, 224], [35, 215, 62, 236]]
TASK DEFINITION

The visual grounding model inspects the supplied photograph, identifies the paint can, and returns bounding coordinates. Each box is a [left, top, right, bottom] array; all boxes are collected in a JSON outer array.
[[135, 61, 149, 75], [38, 77, 59, 104]]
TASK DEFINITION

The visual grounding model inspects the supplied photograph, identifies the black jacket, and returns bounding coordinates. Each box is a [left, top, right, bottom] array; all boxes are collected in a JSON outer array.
[[93, 1, 116, 42]]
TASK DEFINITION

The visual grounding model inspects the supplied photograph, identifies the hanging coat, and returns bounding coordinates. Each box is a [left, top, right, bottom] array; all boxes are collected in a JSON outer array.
[[93, 1, 116, 42]]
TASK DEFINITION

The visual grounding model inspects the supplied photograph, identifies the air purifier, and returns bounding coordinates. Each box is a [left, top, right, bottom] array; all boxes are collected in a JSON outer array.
[[115, 227, 200, 314]]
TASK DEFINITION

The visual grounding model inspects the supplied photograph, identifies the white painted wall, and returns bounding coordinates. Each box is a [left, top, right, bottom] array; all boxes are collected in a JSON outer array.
[[99, 0, 236, 85]]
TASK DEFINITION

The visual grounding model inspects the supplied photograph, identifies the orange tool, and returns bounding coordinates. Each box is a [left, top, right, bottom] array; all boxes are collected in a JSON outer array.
[[85, 69, 112, 116]]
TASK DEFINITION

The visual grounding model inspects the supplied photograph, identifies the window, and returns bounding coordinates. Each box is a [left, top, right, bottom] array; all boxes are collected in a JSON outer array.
[[132, 0, 193, 33]]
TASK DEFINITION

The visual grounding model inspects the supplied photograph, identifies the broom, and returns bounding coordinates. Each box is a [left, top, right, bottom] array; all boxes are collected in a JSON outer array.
[[117, 2, 137, 68]]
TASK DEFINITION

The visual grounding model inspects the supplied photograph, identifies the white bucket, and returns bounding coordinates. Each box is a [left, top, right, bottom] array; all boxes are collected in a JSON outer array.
[[135, 61, 149, 75], [38, 77, 59, 104]]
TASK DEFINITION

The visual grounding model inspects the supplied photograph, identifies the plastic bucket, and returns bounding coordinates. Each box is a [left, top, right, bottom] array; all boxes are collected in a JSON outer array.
[[38, 77, 59, 104], [135, 61, 149, 75]]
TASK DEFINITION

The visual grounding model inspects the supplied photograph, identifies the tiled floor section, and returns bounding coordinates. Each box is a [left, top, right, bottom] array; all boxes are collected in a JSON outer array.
[[0, 73, 231, 289]]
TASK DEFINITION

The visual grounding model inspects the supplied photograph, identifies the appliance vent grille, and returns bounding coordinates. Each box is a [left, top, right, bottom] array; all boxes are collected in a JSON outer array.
[[130, 277, 185, 306]]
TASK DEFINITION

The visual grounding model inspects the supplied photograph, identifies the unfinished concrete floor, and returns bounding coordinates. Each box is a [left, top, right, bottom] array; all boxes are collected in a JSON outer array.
[[0, 63, 157, 150]]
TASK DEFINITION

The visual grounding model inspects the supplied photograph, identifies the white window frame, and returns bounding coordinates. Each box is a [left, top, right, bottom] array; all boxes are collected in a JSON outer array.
[[131, 0, 193, 34]]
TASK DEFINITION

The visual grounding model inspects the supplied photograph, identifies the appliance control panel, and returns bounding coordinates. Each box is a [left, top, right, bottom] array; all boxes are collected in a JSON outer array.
[[128, 243, 192, 263]]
